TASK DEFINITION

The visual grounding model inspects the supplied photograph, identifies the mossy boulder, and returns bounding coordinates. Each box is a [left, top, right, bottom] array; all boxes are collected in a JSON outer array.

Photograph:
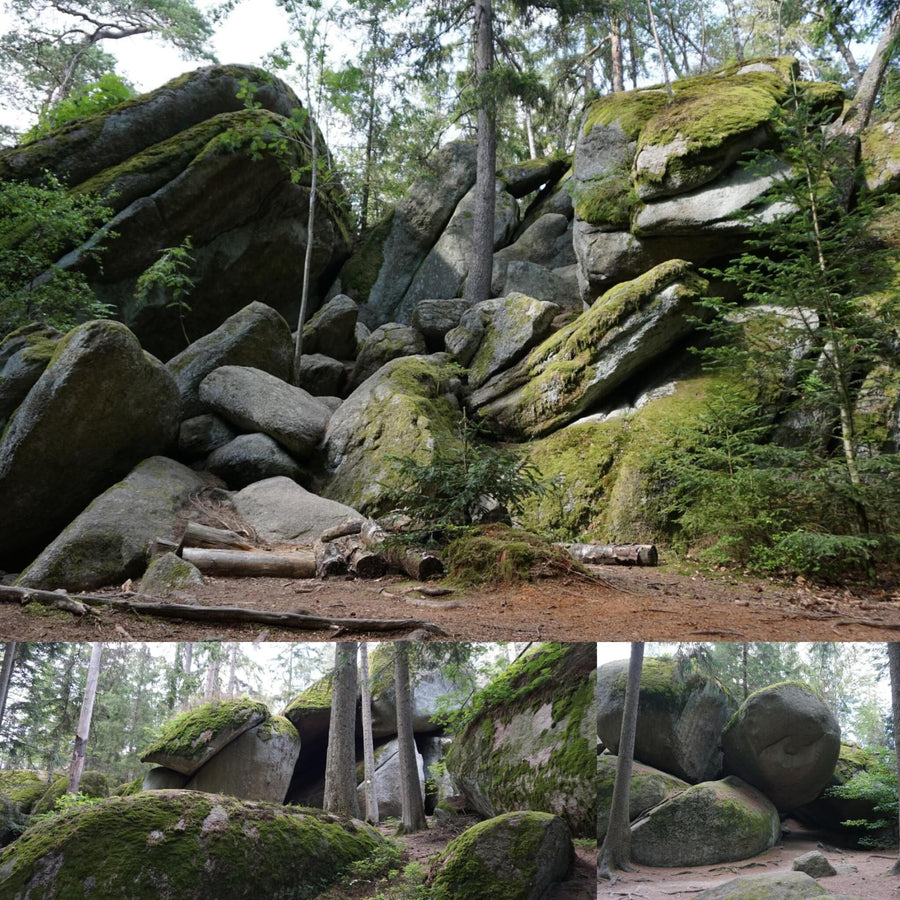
[[693, 871, 863, 899], [142, 768, 190, 791], [138, 551, 204, 597], [722, 682, 841, 811], [31, 771, 110, 816], [630, 775, 780, 866], [0, 790, 384, 899], [348, 323, 428, 390], [0, 324, 63, 431], [429, 811, 573, 900], [166, 301, 293, 418], [596, 656, 735, 783], [470, 260, 708, 440], [339, 141, 477, 326], [0, 771, 49, 815], [321, 354, 463, 514], [0, 319, 181, 572], [597, 755, 688, 842], [862, 111, 900, 193], [444, 643, 596, 837], [140, 699, 270, 776], [186, 716, 301, 803], [17, 456, 209, 591]]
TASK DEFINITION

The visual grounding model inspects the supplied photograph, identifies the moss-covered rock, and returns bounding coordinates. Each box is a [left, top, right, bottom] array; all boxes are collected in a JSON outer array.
[[139, 552, 204, 597], [0, 319, 181, 573], [597, 656, 735, 783], [693, 870, 852, 899], [0, 771, 49, 814], [0, 790, 384, 899], [141, 699, 270, 776], [470, 260, 708, 440], [444, 643, 595, 837], [597, 755, 688, 842], [429, 811, 573, 900], [348, 323, 427, 390], [321, 354, 463, 513], [723, 682, 841, 812], [31, 771, 110, 816], [0, 323, 63, 430], [630, 775, 780, 866]]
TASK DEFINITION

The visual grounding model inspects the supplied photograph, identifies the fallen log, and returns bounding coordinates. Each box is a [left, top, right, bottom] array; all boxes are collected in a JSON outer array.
[[181, 548, 316, 578], [360, 520, 444, 580], [348, 546, 387, 579], [319, 519, 366, 542], [315, 541, 348, 578], [0, 585, 449, 635], [561, 542, 658, 566], [182, 522, 254, 551]]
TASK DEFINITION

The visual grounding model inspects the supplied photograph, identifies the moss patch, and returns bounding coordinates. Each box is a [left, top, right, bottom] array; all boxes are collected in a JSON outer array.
[[0, 772, 48, 813], [31, 771, 109, 815]]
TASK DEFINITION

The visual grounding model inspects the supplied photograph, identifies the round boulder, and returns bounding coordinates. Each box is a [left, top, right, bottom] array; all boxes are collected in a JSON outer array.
[[596, 655, 735, 783], [693, 871, 847, 899], [0, 791, 384, 899], [722, 682, 841, 811], [429, 811, 573, 900], [630, 776, 780, 867], [204, 433, 305, 489]]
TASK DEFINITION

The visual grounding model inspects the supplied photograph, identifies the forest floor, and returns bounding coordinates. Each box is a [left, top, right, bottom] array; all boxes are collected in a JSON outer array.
[[2, 561, 900, 642], [598, 819, 900, 899], [316, 814, 597, 898]]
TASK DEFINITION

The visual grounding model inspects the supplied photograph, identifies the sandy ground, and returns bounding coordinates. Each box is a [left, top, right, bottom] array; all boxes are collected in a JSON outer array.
[[598, 821, 900, 900], [1, 562, 899, 642]]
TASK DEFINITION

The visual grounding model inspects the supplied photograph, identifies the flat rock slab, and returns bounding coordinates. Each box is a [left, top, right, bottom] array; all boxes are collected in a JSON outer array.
[[232, 477, 364, 544]]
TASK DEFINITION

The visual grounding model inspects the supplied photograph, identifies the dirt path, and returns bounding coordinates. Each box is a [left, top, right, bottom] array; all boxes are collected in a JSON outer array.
[[598, 821, 900, 899], [2, 564, 899, 642]]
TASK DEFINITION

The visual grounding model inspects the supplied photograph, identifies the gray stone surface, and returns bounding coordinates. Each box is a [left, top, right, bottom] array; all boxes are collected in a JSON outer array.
[[17, 457, 208, 590], [349, 323, 427, 390], [178, 414, 236, 460], [722, 682, 842, 811], [693, 871, 836, 899], [142, 767, 190, 791], [199, 365, 332, 459], [295, 353, 346, 397], [167, 301, 293, 417], [0, 324, 62, 429], [302, 294, 359, 360], [501, 261, 580, 309], [356, 738, 425, 818], [412, 298, 473, 345], [205, 433, 305, 489], [0, 320, 181, 571], [793, 851, 838, 879], [630, 776, 781, 867], [232, 476, 363, 544], [186, 716, 301, 803], [139, 551, 204, 597]]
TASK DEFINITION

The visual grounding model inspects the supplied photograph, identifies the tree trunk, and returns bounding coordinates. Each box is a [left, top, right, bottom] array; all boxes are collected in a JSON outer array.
[[889, 643, 900, 874], [359, 643, 379, 823], [841, 4, 900, 135], [598, 641, 644, 879], [180, 547, 316, 578], [293, 104, 318, 383], [645, 0, 673, 98], [465, 0, 497, 304], [323, 642, 360, 817], [0, 643, 16, 732], [67, 642, 103, 795], [394, 642, 427, 833], [610, 16, 624, 92], [563, 543, 658, 566]]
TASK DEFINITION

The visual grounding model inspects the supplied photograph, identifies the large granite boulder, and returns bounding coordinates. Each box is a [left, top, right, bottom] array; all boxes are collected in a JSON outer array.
[[16, 457, 208, 590], [445, 643, 596, 837], [412, 298, 473, 348], [693, 871, 862, 899], [0, 324, 62, 429], [321, 354, 463, 514], [141, 767, 190, 791], [138, 550, 204, 597], [178, 414, 237, 460], [0, 791, 383, 899], [186, 716, 301, 803], [166, 301, 293, 417], [597, 755, 688, 842], [204, 433, 306, 489], [2, 66, 352, 361], [301, 294, 359, 360], [596, 655, 735, 783], [722, 682, 841, 811], [231, 477, 363, 544], [199, 365, 332, 459], [356, 737, 426, 818], [339, 141, 477, 326], [348, 323, 427, 390], [630, 776, 781, 867], [0, 319, 181, 572], [470, 260, 708, 439], [429, 812, 573, 900], [140, 699, 270, 776]]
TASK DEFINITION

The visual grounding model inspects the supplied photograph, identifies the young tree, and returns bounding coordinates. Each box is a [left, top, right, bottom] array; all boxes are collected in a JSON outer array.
[[323, 642, 360, 818], [888, 642, 900, 875], [393, 641, 427, 833], [598, 641, 644, 879], [67, 642, 102, 795], [0, 643, 17, 732], [359, 642, 379, 823]]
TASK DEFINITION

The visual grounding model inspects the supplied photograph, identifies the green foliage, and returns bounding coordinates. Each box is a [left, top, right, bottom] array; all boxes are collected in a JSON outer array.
[[40, 790, 105, 820], [0, 173, 114, 337], [134, 236, 196, 347], [826, 750, 898, 847], [382, 414, 550, 542], [25, 73, 134, 140]]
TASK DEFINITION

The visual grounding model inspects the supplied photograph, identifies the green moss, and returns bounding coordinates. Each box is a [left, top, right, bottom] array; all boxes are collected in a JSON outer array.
[[340, 210, 395, 302], [31, 771, 109, 815], [284, 672, 335, 717], [430, 811, 566, 900], [583, 89, 669, 139], [111, 777, 145, 797], [256, 715, 298, 743], [722, 681, 824, 734], [0, 772, 48, 813], [572, 169, 639, 227], [0, 791, 382, 899], [141, 698, 269, 761]]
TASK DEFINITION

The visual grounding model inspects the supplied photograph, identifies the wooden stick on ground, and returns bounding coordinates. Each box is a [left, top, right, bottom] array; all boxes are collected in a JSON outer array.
[[182, 522, 255, 552], [0, 585, 449, 635], [181, 548, 316, 578]]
